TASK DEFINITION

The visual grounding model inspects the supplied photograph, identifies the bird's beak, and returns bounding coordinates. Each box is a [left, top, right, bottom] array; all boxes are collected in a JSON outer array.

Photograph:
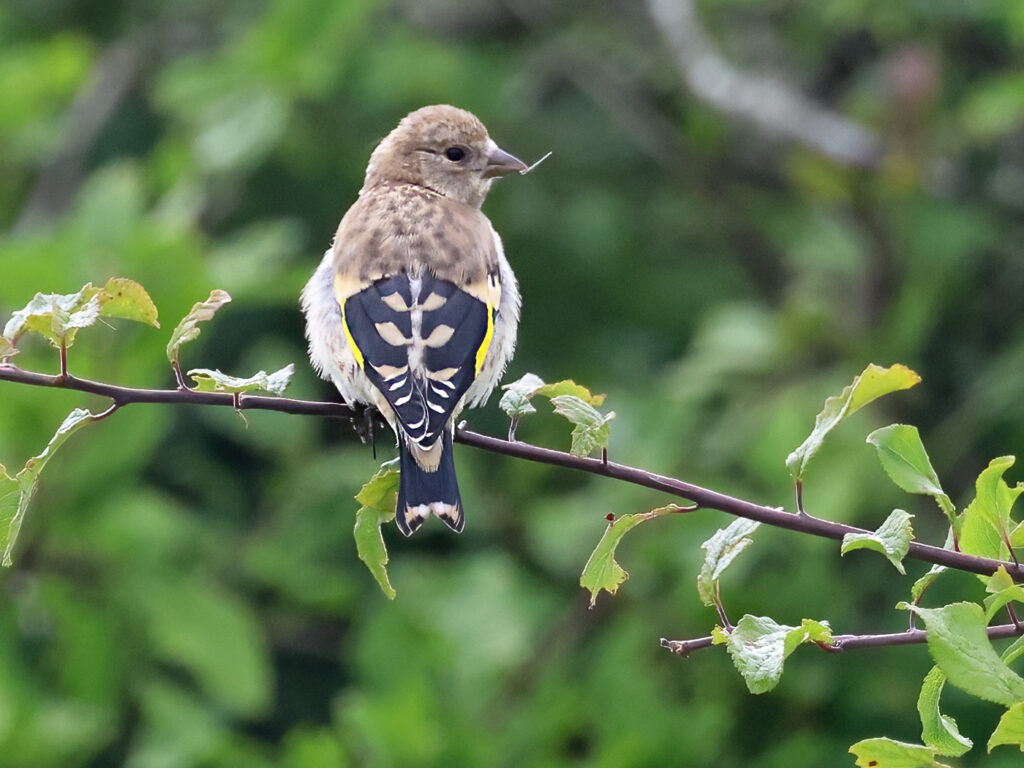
[[483, 143, 528, 178]]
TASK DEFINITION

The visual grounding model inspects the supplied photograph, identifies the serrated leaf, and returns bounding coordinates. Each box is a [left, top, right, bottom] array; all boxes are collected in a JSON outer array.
[[2, 408, 96, 566], [849, 738, 952, 767], [96, 277, 160, 327], [841, 509, 914, 574], [353, 466, 399, 599], [719, 615, 833, 694], [166, 289, 232, 363], [580, 506, 677, 607], [903, 602, 1024, 706], [188, 364, 294, 396], [0, 336, 19, 359], [550, 394, 615, 457], [536, 379, 606, 406], [3, 279, 159, 349], [3, 285, 102, 348], [918, 666, 973, 757], [867, 425, 955, 525], [498, 373, 545, 418], [989, 702, 1024, 753], [697, 518, 761, 606], [786, 364, 921, 482], [959, 456, 1023, 562]]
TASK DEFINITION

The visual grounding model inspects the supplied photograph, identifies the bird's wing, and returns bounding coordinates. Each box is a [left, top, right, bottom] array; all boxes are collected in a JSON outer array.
[[340, 273, 494, 450]]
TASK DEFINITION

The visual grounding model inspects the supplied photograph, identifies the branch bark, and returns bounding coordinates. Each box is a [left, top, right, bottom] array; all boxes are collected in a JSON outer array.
[[1, 362, 1021, 582], [660, 621, 1024, 656]]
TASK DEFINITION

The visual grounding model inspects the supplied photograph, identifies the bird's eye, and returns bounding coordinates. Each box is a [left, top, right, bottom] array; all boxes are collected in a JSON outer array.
[[444, 147, 466, 162]]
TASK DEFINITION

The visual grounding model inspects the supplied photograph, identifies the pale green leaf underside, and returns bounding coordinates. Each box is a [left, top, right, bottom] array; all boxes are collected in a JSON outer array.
[[188, 363, 295, 396], [697, 518, 761, 606], [0, 336, 19, 359], [721, 615, 833, 694], [3, 278, 159, 349], [166, 289, 232, 363], [550, 394, 615, 457], [841, 508, 914, 574], [499, 373, 607, 420]]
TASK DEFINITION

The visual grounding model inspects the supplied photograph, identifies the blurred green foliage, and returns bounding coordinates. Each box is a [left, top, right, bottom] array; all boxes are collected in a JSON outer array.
[[2, 0, 1024, 765]]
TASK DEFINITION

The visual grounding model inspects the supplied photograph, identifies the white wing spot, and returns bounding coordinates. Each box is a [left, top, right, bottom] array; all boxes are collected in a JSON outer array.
[[375, 321, 411, 346], [423, 324, 455, 348]]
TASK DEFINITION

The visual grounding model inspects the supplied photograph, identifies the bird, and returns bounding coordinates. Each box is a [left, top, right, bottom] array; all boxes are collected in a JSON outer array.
[[301, 105, 527, 536]]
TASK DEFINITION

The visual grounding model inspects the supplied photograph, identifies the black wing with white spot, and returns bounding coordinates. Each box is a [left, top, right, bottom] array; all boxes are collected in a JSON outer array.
[[342, 273, 492, 448]]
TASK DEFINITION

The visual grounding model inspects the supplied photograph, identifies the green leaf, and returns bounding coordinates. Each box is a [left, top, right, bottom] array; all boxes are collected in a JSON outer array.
[[786, 364, 921, 482], [2, 279, 159, 349], [697, 518, 761, 607], [0, 336, 19, 359], [911, 564, 947, 604], [499, 374, 608, 426], [353, 466, 399, 599], [536, 379, 606, 406], [989, 702, 1024, 753], [95, 277, 160, 327], [580, 506, 678, 607], [1, 408, 96, 566], [3, 285, 103, 348], [166, 289, 232, 364], [867, 425, 955, 525], [841, 509, 914, 574], [550, 394, 615, 457], [983, 566, 1024, 622], [959, 456, 1023, 561], [910, 529, 955, 603], [849, 738, 952, 767], [917, 666, 973, 757], [498, 373, 545, 419], [1003, 635, 1024, 666], [719, 615, 833, 694], [903, 602, 1024, 706], [188, 364, 295, 396]]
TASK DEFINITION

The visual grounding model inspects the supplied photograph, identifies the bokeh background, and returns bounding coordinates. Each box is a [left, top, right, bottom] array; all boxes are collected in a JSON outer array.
[[2, 1, 1024, 765]]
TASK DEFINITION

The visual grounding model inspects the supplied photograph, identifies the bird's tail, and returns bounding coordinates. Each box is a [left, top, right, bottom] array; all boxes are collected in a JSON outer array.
[[395, 429, 464, 536]]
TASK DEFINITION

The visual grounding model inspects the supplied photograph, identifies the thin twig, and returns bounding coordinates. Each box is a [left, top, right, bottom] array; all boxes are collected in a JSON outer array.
[[0, 363, 1021, 581], [661, 621, 1024, 657]]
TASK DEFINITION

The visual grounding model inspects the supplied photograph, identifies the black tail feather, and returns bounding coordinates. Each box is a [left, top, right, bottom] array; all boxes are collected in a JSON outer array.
[[395, 430, 464, 536]]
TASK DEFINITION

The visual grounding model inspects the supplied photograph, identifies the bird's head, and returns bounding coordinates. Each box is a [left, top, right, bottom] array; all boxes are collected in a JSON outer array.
[[363, 104, 527, 208]]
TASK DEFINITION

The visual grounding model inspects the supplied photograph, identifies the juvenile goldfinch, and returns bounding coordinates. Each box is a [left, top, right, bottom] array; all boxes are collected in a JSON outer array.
[[302, 105, 526, 535]]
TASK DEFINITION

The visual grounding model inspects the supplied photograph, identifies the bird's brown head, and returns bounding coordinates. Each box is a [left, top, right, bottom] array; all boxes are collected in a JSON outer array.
[[363, 105, 527, 208]]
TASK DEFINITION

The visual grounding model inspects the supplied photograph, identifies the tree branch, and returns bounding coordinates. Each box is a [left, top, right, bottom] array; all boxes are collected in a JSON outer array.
[[660, 621, 1024, 657], [646, 0, 882, 168], [1, 362, 1021, 581]]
